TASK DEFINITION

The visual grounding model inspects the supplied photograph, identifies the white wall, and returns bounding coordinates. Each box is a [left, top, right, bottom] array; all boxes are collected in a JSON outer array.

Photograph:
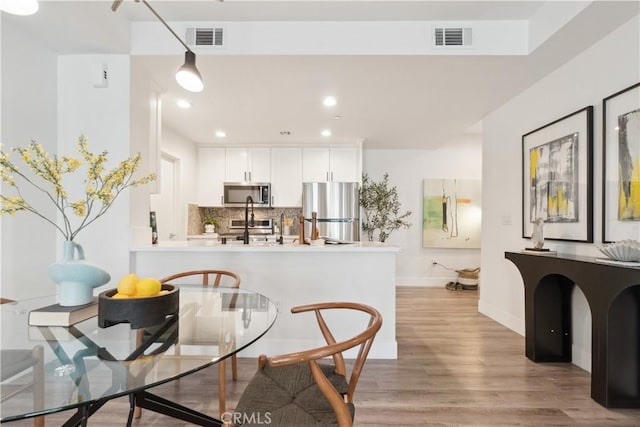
[[132, 20, 530, 56], [129, 58, 162, 245], [1, 17, 58, 299], [57, 54, 131, 293], [481, 15, 640, 371], [364, 139, 482, 286], [159, 125, 197, 240]]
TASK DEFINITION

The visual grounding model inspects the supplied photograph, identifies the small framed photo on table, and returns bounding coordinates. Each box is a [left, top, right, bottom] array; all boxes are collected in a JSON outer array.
[[602, 82, 640, 243], [522, 106, 594, 243]]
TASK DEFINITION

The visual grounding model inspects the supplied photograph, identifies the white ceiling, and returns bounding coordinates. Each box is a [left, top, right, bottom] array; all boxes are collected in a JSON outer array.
[[4, 1, 639, 149]]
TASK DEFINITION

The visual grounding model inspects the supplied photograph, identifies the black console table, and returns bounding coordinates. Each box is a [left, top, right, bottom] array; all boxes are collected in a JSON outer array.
[[505, 251, 640, 408]]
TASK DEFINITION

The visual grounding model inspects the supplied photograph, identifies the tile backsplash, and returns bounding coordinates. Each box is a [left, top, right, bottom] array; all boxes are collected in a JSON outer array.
[[188, 206, 303, 236]]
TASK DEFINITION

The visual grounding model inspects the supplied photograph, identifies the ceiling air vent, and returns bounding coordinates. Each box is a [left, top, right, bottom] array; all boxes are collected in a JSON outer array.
[[185, 27, 225, 47], [433, 27, 472, 47]]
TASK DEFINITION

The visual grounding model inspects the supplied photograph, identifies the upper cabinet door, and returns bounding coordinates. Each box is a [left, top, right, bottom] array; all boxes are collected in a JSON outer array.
[[225, 147, 249, 182], [249, 147, 271, 182], [197, 147, 226, 206], [302, 146, 359, 182], [302, 147, 331, 182], [330, 146, 359, 182], [271, 147, 303, 207], [225, 147, 271, 182]]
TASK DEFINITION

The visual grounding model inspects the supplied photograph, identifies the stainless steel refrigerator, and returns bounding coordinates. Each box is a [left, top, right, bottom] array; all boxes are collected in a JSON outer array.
[[302, 182, 360, 241]]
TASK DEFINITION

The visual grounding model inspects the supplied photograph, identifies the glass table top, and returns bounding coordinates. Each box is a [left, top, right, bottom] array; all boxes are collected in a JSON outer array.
[[0, 286, 278, 422]]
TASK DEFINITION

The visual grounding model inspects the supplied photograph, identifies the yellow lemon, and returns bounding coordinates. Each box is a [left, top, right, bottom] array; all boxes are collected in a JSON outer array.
[[135, 277, 162, 297], [158, 290, 170, 296], [112, 293, 130, 299], [117, 273, 139, 296]]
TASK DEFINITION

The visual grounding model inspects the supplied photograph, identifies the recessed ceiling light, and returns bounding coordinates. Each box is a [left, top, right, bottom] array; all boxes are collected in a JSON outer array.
[[176, 99, 191, 109], [333, 115, 342, 120], [321, 129, 332, 137], [323, 96, 337, 107], [0, 0, 39, 15], [215, 130, 227, 138], [280, 131, 291, 136]]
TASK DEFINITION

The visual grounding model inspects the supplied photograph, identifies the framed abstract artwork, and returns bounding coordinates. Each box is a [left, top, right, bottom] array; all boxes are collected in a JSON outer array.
[[602, 82, 640, 242], [422, 179, 481, 248], [522, 106, 593, 243]]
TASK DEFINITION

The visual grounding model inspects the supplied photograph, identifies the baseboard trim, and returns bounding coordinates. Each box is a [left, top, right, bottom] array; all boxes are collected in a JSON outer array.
[[396, 276, 456, 287], [571, 344, 591, 372], [478, 298, 525, 336]]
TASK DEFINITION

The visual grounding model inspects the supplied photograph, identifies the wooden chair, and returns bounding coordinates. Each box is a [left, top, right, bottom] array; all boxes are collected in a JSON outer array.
[[233, 302, 382, 427], [0, 298, 45, 427], [160, 270, 241, 416]]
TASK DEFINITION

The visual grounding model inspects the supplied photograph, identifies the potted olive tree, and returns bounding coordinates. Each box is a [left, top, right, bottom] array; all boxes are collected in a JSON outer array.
[[203, 215, 219, 234], [359, 173, 412, 242]]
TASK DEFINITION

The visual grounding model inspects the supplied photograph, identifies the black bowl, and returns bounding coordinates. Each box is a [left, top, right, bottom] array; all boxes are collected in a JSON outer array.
[[98, 284, 179, 329]]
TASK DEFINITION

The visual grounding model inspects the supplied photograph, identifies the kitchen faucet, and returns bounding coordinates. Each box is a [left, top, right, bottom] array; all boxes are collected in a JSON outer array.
[[277, 212, 284, 245], [243, 196, 255, 244]]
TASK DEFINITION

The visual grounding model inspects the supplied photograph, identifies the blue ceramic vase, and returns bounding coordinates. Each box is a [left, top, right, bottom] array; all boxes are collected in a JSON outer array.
[[48, 241, 111, 306]]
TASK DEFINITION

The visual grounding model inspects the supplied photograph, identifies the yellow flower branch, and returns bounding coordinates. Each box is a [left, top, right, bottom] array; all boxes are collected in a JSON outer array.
[[0, 135, 155, 241]]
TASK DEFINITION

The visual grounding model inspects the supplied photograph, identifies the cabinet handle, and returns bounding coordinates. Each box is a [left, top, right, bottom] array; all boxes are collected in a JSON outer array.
[[221, 195, 224, 205], [331, 172, 334, 181], [249, 171, 252, 181], [244, 171, 247, 181], [271, 195, 274, 205], [326, 172, 329, 181]]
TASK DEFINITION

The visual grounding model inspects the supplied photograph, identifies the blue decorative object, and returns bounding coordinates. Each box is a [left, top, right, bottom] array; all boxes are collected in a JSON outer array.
[[48, 241, 111, 306]]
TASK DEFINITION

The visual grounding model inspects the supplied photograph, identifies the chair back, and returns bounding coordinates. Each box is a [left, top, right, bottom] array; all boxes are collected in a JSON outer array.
[[157, 270, 241, 416], [263, 302, 382, 403], [160, 270, 240, 288]]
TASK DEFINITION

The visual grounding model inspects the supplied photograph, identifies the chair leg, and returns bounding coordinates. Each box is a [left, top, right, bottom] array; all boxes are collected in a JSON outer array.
[[33, 346, 45, 427], [218, 359, 226, 416], [231, 355, 238, 381], [133, 330, 144, 419]]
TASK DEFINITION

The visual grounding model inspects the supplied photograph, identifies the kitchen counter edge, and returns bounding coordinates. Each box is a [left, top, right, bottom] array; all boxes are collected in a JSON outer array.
[[131, 241, 402, 253]]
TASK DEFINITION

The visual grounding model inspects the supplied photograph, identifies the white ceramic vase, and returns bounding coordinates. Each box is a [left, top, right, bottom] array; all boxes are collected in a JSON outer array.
[[47, 241, 111, 306]]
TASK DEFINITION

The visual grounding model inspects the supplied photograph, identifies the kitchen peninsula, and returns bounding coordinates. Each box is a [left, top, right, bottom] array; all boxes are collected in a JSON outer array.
[[130, 241, 399, 358]]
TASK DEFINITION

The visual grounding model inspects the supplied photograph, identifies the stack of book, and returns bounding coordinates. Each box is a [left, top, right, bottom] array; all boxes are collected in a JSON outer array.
[[28, 299, 98, 327]]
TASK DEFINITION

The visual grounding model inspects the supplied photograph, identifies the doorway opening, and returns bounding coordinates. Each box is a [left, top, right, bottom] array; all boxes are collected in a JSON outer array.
[[150, 153, 179, 241]]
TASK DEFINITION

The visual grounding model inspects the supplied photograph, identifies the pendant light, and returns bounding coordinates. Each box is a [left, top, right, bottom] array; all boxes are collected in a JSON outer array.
[[176, 51, 204, 93], [0, 0, 39, 15], [111, 0, 204, 93]]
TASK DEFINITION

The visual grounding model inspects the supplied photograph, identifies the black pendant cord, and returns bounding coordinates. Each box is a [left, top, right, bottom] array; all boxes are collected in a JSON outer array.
[[138, 0, 192, 52], [111, 0, 192, 53]]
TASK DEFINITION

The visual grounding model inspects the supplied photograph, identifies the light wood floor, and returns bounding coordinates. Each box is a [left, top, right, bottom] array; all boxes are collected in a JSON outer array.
[[11, 287, 640, 426]]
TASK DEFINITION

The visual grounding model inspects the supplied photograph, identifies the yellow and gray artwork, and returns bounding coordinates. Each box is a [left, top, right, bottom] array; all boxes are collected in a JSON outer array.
[[618, 108, 640, 220], [422, 179, 481, 248], [529, 133, 579, 223]]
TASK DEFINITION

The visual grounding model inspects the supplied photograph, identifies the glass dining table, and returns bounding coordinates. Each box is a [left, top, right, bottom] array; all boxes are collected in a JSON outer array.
[[0, 286, 278, 426]]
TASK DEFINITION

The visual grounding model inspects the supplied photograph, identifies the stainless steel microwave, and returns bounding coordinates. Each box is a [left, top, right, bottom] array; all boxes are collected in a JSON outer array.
[[223, 182, 271, 207]]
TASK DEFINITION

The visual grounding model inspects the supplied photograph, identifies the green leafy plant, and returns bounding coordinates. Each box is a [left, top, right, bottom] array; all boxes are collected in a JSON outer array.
[[359, 173, 412, 242], [203, 215, 219, 227], [0, 135, 155, 241]]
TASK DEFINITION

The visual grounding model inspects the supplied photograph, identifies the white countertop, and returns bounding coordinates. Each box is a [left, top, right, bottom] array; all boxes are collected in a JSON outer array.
[[131, 240, 401, 253]]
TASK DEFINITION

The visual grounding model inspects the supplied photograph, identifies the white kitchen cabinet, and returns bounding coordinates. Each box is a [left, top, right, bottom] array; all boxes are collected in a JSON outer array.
[[302, 146, 359, 182], [197, 147, 226, 206], [225, 147, 271, 182], [271, 147, 303, 207], [329, 147, 359, 182]]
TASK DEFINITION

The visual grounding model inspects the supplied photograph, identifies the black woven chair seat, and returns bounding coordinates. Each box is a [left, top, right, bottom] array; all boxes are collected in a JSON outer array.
[[234, 362, 352, 426]]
